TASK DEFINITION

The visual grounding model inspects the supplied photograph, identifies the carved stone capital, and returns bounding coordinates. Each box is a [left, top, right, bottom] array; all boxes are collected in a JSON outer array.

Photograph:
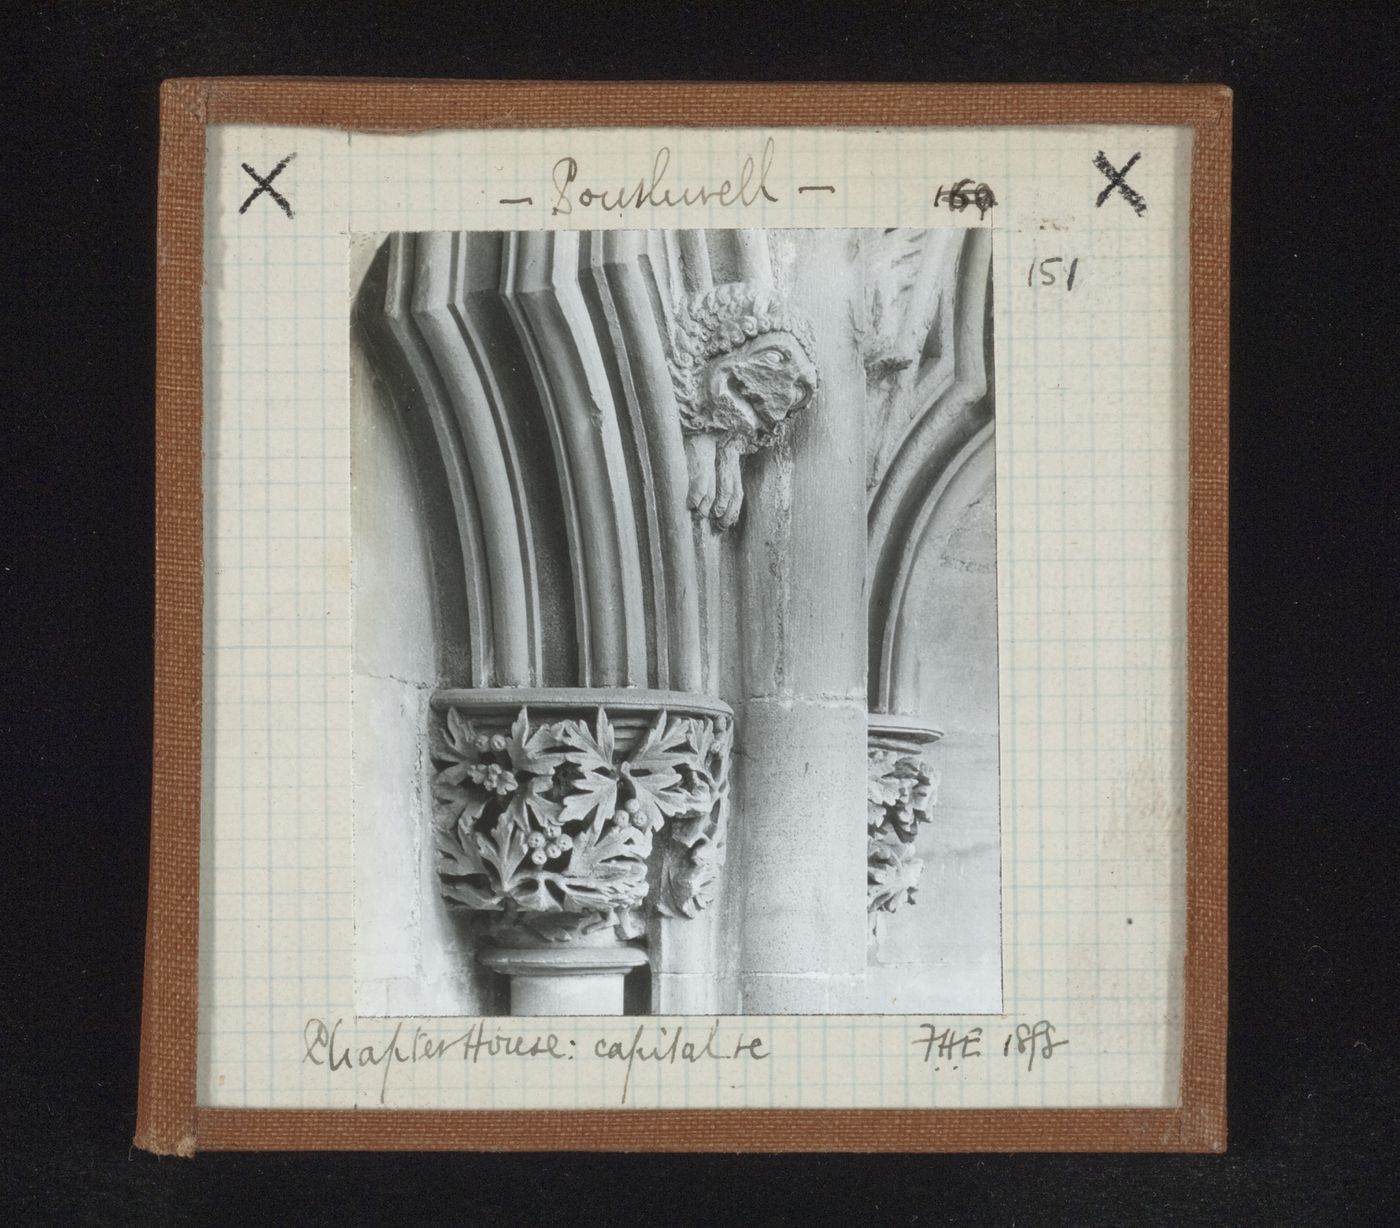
[[867, 714, 942, 915], [668, 281, 820, 529], [429, 688, 734, 947]]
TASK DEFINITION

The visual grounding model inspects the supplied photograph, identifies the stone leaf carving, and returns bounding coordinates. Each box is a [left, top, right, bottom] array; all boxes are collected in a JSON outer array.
[[655, 713, 732, 918], [669, 282, 819, 529], [431, 704, 731, 935], [867, 745, 938, 914], [860, 227, 931, 388]]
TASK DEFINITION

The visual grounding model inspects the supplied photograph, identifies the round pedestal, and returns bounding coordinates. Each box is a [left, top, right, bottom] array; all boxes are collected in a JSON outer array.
[[479, 944, 649, 1015]]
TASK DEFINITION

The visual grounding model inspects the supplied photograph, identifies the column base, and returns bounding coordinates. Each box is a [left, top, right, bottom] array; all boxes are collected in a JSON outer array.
[[479, 944, 648, 1016]]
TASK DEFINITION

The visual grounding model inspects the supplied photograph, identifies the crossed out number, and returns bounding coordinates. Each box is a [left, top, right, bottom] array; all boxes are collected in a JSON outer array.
[[1093, 150, 1147, 216], [239, 153, 296, 218]]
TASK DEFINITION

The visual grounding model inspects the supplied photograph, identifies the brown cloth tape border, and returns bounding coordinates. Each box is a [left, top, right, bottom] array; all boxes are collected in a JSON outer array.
[[136, 79, 1229, 1156], [194, 1107, 1190, 1153]]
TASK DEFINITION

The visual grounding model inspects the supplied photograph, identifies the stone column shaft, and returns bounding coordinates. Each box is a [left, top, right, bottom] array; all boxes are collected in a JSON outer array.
[[735, 229, 869, 1013]]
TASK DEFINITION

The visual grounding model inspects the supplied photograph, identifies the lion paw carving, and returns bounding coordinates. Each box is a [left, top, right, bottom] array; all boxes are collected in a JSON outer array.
[[669, 282, 819, 529]]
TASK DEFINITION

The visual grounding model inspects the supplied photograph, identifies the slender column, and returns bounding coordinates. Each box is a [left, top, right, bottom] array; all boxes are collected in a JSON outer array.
[[481, 942, 648, 1015], [733, 230, 869, 1013], [647, 232, 724, 1013]]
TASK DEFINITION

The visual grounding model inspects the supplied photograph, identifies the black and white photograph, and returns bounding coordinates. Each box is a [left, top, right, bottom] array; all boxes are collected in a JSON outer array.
[[349, 226, 1001, 1017], [12, 0, 1396, 1208]]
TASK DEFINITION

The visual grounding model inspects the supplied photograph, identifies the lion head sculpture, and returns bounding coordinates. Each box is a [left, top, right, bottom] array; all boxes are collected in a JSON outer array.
[[669, 283, 820, 529]]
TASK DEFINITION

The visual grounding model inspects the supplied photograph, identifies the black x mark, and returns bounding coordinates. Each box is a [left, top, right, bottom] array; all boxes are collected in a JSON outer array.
[[239, 153, 296, 218], [1093, 150, 1147, 216]]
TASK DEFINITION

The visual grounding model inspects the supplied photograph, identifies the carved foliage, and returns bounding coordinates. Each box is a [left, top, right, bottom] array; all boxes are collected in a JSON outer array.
[[867, 745, 938, 914], [431, 705, 731, 935], [668, 282, 819, 528], [655, 713, 732, 918], [860, 228, 932, 388]]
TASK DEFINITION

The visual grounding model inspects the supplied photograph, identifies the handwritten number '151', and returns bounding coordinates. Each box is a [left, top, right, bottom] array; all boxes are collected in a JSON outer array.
[[1028, 256, 1080, 291]]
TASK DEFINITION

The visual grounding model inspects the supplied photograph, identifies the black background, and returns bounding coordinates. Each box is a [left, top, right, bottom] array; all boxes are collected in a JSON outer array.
[[3, 2, 1396, 1223]]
